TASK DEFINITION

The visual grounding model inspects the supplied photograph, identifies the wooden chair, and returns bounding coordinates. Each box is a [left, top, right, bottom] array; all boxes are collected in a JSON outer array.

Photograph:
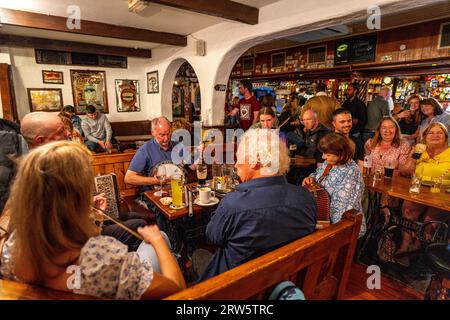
[[165, 210, 362, 300]]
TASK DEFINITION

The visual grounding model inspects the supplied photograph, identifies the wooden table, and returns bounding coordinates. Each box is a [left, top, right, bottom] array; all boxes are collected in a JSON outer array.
[[144, 183, 218, 221], [364, 175, 450, 212], [359, 175, 450, 264], [144, 183, 220, 279]]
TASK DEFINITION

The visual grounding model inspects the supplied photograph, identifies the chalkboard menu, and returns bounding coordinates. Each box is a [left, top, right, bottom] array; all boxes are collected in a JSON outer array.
[[334, 35, 377, 65]]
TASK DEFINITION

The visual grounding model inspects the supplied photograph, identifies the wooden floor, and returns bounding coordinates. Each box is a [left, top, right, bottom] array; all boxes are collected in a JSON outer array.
[[345, 263, 424, 300]]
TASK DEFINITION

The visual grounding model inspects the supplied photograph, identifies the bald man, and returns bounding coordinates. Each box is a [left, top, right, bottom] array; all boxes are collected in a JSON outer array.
[[21, 112, 69, 149], [125, 117, 198, 230], [300, 109, 331, 164]]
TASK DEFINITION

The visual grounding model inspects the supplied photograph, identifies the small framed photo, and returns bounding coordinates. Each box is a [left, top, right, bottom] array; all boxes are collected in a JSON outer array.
[[27, 88, 64, 112], [42, 70, 64, 84], [147, 70, 159, 94]]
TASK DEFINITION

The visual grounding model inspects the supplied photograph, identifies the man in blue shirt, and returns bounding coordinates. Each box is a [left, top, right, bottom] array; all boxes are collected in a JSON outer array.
[[199, 129, 317, 281], [125, 117, 195, 229], [125, 117, 179, 193]]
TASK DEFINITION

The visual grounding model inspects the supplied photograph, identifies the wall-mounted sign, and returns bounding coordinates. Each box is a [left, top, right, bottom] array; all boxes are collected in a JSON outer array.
[[334, 35, 377, 65], [214, 84, 227, 91]]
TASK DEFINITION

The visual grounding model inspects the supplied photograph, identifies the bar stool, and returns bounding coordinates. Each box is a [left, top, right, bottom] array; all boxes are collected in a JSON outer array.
[[425, 243, 450, 300]]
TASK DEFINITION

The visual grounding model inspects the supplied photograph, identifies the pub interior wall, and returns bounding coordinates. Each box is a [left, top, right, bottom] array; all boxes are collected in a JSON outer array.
[[1, 0, 434, 125], [145, 0, 417, 126], [4, 47, 151, 122]]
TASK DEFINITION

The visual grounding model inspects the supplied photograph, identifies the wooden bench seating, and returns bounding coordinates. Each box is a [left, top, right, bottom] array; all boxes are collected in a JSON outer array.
[[0, 211, 361, 300], [92, 151, 138, 198], [165, 210, 362, 300]]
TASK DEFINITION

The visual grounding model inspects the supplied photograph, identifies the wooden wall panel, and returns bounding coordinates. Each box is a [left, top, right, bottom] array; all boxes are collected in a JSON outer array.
[[91, 151, 138, 197], [231, 18, 450, 79]]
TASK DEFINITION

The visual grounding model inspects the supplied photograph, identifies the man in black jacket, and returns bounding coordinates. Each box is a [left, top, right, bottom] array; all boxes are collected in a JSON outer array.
[[341, 82, 367, 138], [0, 118, 27, 213]]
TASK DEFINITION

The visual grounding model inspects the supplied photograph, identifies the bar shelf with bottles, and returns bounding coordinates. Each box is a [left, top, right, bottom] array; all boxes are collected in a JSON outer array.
[[365, 73, 450, 111]]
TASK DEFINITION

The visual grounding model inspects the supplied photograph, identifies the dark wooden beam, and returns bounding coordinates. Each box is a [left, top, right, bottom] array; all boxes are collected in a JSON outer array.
[[0, 8, 187, 46], [145, 0, 259, 25], [0, 34, 152, 58]]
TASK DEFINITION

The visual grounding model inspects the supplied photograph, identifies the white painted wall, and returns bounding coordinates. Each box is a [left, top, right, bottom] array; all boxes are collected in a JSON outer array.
[[144, 0, 431, 125], [5, 47, 151, 121]]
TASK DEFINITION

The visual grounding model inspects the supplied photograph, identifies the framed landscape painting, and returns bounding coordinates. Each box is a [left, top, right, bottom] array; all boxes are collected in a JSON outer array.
[[27, 88, 64, 112], [115, 79, 140, 112], [70, 69, 109, 114]]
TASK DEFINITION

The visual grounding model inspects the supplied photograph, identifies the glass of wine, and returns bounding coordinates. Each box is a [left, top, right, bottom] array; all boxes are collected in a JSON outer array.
[[154, 166, 167, 197]]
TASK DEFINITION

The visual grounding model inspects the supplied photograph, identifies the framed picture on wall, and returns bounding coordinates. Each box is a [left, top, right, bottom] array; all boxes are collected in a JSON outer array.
[[70, 69, 109, 114], [115, 79, 141, 112], [27, 88, 64, 112], [147, 71, 159, 94], [42, 70, 64, 84]]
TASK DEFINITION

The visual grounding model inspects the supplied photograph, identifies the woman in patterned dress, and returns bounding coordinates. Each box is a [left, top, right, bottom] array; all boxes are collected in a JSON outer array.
[[364, 117, 411, 222], [303, 133, 366, 237], [0, 141, 185, 299]]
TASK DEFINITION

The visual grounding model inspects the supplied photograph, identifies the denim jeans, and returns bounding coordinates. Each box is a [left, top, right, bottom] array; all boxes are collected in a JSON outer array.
[[136, 231, 171, 273], [85, 138, 107, 152]]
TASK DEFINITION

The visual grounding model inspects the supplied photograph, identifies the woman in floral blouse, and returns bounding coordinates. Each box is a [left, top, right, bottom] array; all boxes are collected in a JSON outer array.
[[303, 133, 366, 237], [364, 117, 411, 175], [0, 141, 185, 299]]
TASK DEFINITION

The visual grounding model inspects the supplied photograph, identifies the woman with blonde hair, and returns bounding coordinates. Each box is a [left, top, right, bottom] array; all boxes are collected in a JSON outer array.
[[396, 122, 450, 261], [0, 141, 185, 299]]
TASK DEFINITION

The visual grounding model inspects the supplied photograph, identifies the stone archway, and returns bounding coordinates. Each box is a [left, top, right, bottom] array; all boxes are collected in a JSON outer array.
[[160, 58, 187, 120], [161, 58, 201, 122]]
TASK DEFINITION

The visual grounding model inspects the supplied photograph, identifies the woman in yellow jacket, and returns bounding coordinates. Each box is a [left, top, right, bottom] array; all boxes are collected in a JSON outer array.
[[397, 122, 450, 260]]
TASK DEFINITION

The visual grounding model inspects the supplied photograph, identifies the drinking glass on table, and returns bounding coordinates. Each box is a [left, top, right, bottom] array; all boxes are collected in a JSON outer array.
[[430, 177, 443, 193], [383, 158, 396, 179], [154, 166, 167, 197], [171, 173, 184, 209], [196, 163, 208, 186], [363, 154, 372, 178], [409, 175, 421, 195]]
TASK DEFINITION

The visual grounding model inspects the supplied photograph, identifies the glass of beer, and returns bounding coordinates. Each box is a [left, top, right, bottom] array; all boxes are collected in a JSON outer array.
[[196, 164, 208, 186], [363, 154, 372, 178], [383, 158, 396, 179], [170, 173, 184, 209]]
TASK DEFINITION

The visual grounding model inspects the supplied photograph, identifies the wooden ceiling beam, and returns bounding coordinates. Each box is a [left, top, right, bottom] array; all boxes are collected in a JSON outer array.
[[0, 34, 152, 58], [0, 8, 187, 46], [143, 0, 259, 25]]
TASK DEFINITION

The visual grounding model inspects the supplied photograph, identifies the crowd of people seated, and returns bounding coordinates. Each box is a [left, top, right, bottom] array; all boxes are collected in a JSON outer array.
[[0, 84, 449, 299]]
